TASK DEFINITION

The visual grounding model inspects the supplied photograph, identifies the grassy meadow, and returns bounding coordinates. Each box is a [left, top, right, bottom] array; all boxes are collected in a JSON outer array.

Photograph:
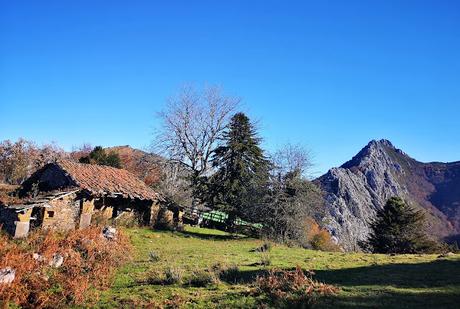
[[96, 226, 460, 308]]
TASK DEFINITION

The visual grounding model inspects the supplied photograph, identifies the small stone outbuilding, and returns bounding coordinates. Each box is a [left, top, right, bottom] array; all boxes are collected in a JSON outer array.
[[0, 160, 174, 238]]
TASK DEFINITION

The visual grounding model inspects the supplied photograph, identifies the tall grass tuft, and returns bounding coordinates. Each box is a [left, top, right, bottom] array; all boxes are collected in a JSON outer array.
[[164, 266, 184, 285], [186, 269, 219, 287]]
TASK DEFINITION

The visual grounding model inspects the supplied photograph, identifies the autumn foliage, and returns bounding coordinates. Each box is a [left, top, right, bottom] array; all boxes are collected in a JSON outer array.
[[254, 266, 339, 307], [303, 217, 341, 252], [0, 139, 66, 185], [0, 227, 132, 308]]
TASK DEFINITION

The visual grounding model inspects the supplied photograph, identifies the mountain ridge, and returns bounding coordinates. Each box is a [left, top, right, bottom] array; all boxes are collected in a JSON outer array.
[[105, 142, 460, 251], [316, 139, 460, 251]]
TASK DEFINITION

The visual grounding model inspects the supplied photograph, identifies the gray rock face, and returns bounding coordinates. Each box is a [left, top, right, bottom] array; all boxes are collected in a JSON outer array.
[[33, 253, 45, 262], [317, 140, 409, 250], [316, 139, 459, 251], [0, 267, 15, 284], [49, 253, 64, 268], [102, 226, 117, 240]]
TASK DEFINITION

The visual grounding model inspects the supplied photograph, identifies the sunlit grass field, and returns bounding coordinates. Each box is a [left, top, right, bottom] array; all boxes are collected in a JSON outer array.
[[96, 226, 460, 308]]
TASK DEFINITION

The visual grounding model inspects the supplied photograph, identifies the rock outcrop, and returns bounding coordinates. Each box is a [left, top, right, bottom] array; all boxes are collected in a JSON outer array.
[[316, 139, 460, 251]]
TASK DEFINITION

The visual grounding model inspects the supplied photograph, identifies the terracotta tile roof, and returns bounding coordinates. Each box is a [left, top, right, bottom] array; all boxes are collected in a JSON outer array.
[[57, 160, 160, 201]]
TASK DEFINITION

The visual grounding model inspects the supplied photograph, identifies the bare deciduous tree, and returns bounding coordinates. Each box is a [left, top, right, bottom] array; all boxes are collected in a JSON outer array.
[[32, 142, 66, 171], [69, 143, 93, 162], [252, 144, 324, 247], [0, 139, 66, 184], [153, 160, 193, 209], [0, 139, 32, 184], [154, 85, 240, 203], [271, 143, 313, 179]]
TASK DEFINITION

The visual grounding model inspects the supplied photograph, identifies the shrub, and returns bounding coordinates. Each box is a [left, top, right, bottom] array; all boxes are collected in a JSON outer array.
[[0, 226, 132, 308], [210, 262, 226, 273], [310, 230, 341, 252], [251, 241, 272, 252], [216, 264, 240, 284], [302, 217, 341, 252], [143, 267, 185, 286], [250, 242, 273, 267], [79, 146, 121, 168], [186, 269, 219, 287], [148, 251, 160, 262], [164, 266, 184, 285], [254, 266, 338, 308], [260, 252, 272, 266], [144, 269, 164, 285]]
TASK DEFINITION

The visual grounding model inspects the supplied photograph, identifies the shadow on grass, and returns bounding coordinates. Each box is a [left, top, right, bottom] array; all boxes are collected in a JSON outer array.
[[129, 257, 460, 290], [220, 259, 460, 288], [221, 259, 460, 308], [221, 268, 269, 284], [314, 259, 460, 289], [228, 259, 460, 287], [177, 229, 248, 241], [317, 289, 460, 309]]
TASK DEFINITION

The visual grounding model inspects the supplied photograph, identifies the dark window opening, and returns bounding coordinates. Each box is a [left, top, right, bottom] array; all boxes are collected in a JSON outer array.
[[47, 211, 55, 218], [94, 198, 104, 210]]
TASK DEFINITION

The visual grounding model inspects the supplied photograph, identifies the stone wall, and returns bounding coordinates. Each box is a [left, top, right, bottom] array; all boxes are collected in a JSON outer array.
[[42, 193, 80, 231], [156, 207, 174, 229], [149, 202, 160, 226], [3, 193, 168, 236], [98, 197, 155, 227], [79, 198, 94, 229], [15, 208, 33, 238]]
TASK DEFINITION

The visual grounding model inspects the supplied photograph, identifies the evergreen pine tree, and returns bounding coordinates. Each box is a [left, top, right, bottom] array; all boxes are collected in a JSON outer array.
[[79, 146, 121, 168], [210, 113, 270, 227], [363, 197, 439, 253]]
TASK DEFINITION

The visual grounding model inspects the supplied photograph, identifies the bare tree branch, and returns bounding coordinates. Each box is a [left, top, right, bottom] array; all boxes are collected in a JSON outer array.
[[153, 84, 240, 184], [271, 143, 314, 179]]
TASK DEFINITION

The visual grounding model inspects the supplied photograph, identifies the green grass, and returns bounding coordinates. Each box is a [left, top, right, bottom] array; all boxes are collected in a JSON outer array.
[[96, 226, 460, 308]]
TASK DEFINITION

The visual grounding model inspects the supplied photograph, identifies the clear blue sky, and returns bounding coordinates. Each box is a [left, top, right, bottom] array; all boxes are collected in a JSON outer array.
[[1, 0, 459, 176]]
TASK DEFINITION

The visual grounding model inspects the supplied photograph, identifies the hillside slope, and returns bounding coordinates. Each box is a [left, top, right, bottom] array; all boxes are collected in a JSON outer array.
[[97, 227, 460, 308], [316, 140, 460, 251], [106, 146, 164, 186]]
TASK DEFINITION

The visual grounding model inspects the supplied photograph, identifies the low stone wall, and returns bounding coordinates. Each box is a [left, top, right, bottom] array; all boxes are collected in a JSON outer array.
[[156, 207, 175, 229], [150, 202, 161, 227], [3, 195, 172, 236], [79, 198, 94, 229], [42, 193, 80, 231]]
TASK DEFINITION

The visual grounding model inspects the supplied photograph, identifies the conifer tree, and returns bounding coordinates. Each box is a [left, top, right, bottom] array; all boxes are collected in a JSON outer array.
[[79, 146, 121, 168], [210, 113, 270, 227], [363, 197, 439, 253]]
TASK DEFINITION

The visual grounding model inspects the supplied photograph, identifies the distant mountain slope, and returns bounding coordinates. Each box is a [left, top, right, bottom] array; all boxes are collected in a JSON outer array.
[[106, 146, 163, 186], [107, 146, 192, 208], [316, 139, 460, 251]]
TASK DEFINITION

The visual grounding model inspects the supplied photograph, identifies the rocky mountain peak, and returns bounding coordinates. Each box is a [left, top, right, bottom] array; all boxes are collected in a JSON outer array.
[[369, 138, 394, 148], [341, 139, 408, 170], [316, 140, 459, 251]]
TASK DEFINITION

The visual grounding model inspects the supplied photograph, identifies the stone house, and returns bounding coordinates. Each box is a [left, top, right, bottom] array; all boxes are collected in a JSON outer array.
[[0, 160, 175, 238]]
